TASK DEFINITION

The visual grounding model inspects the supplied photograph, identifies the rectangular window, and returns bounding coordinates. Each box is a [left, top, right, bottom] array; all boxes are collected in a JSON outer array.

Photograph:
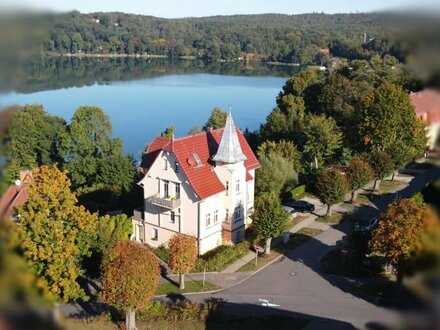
[[175, 161, 180, 173], [225, 181, 229, 196], [175, 183, 180, 199], [236, 179, 240, 193], [163, 180, 169, 198], [206, 213, 211, 227], [224, 208, 229, 223], [163, 158, 168, 170], [170, 211, 175, 223], [152, 228, 158, 241], [214, 210, 218, 224], [234, 207, 241, 222]]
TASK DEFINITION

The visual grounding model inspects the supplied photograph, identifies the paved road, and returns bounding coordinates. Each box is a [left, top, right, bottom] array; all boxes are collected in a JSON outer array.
[[187, 225, 399, 329], [180, 165, 440, 329]]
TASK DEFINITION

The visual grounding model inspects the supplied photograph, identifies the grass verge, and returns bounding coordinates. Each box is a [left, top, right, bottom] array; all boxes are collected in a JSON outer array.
[[316, 213, 343, 224], [238, 227, 322, 272], [156, 280, 218, 295]]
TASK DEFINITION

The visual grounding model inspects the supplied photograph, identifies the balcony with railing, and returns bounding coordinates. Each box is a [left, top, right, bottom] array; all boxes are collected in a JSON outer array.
[[147, 195, 181, 209], [133, 208, 144, 220]]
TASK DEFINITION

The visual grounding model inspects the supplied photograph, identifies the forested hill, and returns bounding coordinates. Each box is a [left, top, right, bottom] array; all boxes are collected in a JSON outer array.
[[43, 12, 390, 64]]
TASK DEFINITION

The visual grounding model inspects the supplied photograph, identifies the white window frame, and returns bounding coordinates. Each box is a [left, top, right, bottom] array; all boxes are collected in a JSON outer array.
[[206, 213, 211, 227], [214, 210, 218, 224], [152, 228, 158, 241]]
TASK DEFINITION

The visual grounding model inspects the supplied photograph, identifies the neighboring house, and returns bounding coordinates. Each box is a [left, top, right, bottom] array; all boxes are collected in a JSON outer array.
[[133, 113, 260, 254], [0, 170, 32, 221], [410, 89, 440, 150]]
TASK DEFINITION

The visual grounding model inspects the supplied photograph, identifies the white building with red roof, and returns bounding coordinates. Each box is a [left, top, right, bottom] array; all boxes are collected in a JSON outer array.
[[133, 113, 260, 254], [410, 88, 440, 150]]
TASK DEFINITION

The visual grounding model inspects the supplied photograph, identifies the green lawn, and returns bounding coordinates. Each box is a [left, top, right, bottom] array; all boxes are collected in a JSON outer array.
[[156, 280, 218, 295], [238, 227, 322, 272], [378, 180, 405, 194], [316, 213, 343, 224]]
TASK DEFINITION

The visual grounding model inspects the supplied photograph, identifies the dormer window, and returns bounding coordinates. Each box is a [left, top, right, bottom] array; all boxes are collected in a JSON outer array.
[[175, 161, 180, 173], [192, 152, 202, 167]]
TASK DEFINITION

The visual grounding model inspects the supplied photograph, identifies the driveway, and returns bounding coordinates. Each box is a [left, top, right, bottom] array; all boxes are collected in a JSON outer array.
[[182, 165, 440, 329]]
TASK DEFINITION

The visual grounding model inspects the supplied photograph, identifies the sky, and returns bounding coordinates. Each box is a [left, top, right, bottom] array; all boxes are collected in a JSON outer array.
[[0, 0, 438, 18]]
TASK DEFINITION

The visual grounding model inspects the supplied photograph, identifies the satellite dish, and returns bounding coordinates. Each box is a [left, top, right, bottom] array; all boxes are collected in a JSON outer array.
[[15, 180, 21, 186]]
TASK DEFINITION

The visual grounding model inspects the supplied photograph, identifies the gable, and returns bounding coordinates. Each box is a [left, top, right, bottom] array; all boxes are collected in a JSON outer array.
[[141, 128, 260, 200]]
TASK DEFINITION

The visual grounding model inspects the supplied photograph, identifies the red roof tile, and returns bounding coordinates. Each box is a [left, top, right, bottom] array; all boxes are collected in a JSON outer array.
[[142, 128, 260, 199], [410, 89, 440, 124], [0, 183, 29, 220]]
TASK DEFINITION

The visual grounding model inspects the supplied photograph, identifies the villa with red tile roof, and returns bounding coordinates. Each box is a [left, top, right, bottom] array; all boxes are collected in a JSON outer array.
[[410, 88, 440, 150], [132, 113, 260, 254]]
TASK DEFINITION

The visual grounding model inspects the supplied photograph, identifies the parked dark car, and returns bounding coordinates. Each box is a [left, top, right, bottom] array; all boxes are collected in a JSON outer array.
[[287, 200, 315, 212]]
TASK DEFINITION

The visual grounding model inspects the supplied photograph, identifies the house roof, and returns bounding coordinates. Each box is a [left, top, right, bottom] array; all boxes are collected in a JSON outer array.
[[212, 113, 247, 163], [410, 89, 440, 124], [0, 171, 32, 221], [141, 127, 260, 200]]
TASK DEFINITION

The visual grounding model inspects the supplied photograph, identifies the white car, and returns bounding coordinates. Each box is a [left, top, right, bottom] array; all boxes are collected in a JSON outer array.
[[282, 205, 298, 218]]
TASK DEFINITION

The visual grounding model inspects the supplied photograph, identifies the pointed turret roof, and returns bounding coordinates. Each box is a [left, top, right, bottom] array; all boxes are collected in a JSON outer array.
[[212, 112, 247, 163]]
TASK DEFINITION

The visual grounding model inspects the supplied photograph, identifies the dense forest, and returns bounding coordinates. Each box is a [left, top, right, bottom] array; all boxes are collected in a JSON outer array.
[[39, 12, 392, 63]]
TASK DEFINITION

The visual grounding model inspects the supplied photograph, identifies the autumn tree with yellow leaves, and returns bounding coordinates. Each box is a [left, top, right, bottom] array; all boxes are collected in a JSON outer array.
[[369, 198, 439, 281], [168, 234, 198, 289], [17, 165, 98, 304]]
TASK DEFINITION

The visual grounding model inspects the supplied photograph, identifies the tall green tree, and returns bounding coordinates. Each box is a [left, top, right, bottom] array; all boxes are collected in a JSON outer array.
[[6, 104, 66, 172], [358, 83, 424, 157], [346, 157, 374, 203], [315, 169, 348, 215], [62, 106, 121, 187], [17, 165, 98, 304], [252, 192, 289, 255], [97, 154, 137, 192], [255, 153, 298, 196], [203, 107, 228, 130], [257, 140, 302, 172], [302, 114, 343, 167], [368, 150, 394, 191], [168, 234, 198, 289], [260, 97, 305, 143], [100, 240, 160, 330]]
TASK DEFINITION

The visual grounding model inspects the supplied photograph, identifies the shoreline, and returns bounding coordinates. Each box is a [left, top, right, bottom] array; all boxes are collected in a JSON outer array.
[[48, 53, 302, 67]]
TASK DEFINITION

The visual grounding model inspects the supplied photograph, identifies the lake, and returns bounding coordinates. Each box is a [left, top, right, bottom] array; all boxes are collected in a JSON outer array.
[[0, 57, 300, 155]]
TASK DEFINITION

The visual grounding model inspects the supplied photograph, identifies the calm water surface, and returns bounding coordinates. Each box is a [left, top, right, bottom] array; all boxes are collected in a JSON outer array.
[[0, 59, 295, 155]]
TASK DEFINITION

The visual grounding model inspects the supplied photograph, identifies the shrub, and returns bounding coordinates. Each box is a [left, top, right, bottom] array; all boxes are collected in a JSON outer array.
[[154, 245, 169, 263], [290, 185, 306, 200], [137, 298, 225, 322], [193, 241, 250, 272]]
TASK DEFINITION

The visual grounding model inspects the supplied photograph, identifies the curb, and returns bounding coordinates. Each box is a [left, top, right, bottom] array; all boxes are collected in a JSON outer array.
[[155, 228, 328, 299]]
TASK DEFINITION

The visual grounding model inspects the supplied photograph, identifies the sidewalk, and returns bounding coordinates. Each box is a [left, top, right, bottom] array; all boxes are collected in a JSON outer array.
[[156, 171, 420, 290], [221, 170, 413, 274], [221, 197, 327, 273]]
